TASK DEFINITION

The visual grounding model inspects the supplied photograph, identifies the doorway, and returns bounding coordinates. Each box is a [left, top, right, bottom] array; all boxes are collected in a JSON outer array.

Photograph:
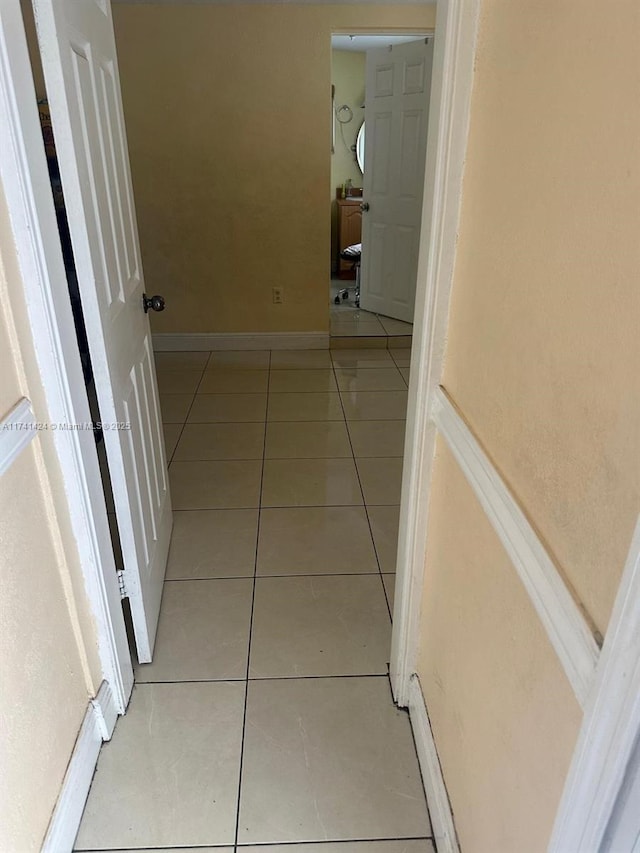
[[330, 32, 433, 348]]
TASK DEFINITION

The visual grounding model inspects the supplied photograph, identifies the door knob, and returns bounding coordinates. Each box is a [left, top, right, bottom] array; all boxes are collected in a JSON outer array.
[[142, 293, 165, 313], [360, 202, 370, 212]]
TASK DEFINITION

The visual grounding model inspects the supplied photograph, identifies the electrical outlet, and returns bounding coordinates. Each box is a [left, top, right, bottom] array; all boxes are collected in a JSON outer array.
[[272, 287, 283, 304]]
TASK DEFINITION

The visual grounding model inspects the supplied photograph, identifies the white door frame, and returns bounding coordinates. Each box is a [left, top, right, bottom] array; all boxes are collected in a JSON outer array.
[[0, 0, 132, 714], [389, 0, 481, 708]]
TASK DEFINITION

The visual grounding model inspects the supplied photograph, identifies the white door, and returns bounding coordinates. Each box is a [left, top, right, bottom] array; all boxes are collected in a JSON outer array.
[[32, 0, 172, 663], [360, 39, 434, 322]]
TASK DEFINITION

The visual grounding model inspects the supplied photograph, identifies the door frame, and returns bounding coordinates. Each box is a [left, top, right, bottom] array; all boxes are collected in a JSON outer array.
[[330, 26, 433, 291], [388, 0, 480, 709], [0, 0, 132, 714]]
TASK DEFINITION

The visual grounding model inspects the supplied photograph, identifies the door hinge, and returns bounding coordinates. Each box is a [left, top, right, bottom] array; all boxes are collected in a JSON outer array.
[[117, 569, 127, 599]]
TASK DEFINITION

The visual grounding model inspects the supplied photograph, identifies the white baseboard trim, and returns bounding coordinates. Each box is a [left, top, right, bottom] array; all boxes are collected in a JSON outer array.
[[408, 675, 460, 853], [42, 682, 118, 853], [431, 387, 599, 708], [152, 332, 329, 351]]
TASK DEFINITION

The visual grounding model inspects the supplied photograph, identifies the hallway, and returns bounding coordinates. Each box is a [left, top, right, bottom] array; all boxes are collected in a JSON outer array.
[[75, 347, 434, 851]]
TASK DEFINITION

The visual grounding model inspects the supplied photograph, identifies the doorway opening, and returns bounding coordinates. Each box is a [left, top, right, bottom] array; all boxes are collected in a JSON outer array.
[[330, 32, 433, 348]]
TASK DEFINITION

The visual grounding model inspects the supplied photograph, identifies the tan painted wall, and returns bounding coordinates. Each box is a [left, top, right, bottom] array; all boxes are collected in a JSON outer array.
[[0, 184, 102, 851], [417, 0, 639, 849], [443, 0, 640, 636], [419, 441, 582, 853], [112, 4, 435, 334]]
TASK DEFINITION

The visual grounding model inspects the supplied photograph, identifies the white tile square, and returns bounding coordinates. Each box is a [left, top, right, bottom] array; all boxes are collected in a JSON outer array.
[[166, 509, 259, 579], [265, 422, 350, 459], [208, 350, 270, 369], [249, 575, 391, 677], [156, 368, 204, 395], [136, 579, 252, 682], [199, 369, 269, 394], [267, 393, 344, 422], [238, 677, 431, 843], [335, 368, 406, 392], [269, 369, 337, 393], [261, 459, 362, 507], [75, 683, 245, 849], [188, 394, 267, 423], [341, 391, 408, 422], [169, 460, 262, 509], [356, 458, 404, 506], [331, 349, 395, 369], [154, 351, 210, 370], [378, 317, 413, 336], [347, 420, 406, 458], [257, 507, 378, 576], [270, 350, 333, 369], [174, 422, 265, 460]]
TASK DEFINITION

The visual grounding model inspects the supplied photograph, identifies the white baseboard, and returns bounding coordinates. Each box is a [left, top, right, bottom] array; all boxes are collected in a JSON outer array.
[[152, 332, 329, 351], [408, 675, 460, 853], [42, 682, 118, 853]]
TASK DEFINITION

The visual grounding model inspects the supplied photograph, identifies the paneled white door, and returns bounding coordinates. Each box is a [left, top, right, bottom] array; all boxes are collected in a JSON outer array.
[[32, 0, 172, 662], [360, 39, 434, 322]]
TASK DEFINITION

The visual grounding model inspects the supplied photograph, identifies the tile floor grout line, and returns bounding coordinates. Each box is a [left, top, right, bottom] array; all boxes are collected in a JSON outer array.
[[77, 832, 434, 851], [168, 503, 399, 513], [237, 835, 434, 847], [165, 358, 210, 467], [232, 348, 272, 853], [164, 571, 394, 582], [329, 359, 393, 623], [134, 673, 393, 686], [171, 455, 403, 463]]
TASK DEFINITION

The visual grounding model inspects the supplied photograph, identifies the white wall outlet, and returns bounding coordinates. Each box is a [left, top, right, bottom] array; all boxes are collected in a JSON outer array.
[[272, 287, 283, 304]]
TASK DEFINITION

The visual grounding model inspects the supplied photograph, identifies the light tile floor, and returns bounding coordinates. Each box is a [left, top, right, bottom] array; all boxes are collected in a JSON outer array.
[[75, 347, 434, 853], [330, 282, 414, 341]]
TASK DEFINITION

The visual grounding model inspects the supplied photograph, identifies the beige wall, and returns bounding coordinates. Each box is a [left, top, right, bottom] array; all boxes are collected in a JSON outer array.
[[0, 185, 102, 851], [419, 441, 582, 853], [112, 4, 435, 335], [417, 0, 639, 850]]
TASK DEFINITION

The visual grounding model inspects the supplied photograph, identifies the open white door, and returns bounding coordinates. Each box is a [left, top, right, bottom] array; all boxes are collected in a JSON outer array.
[[32, 0, 172, 662], [360, 39, 434, 322]]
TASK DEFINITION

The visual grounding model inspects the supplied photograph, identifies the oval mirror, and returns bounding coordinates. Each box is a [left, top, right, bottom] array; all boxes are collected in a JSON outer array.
[[356, 122, 365, 173]]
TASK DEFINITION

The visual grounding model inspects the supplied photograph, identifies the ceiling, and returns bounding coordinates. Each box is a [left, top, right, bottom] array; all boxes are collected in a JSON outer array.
[[331, 34, 430, 53]]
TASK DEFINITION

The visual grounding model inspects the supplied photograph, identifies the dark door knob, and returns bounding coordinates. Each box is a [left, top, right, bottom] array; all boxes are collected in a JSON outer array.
[[360, 202, 370, 212], [143, 293, 165, 313]]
